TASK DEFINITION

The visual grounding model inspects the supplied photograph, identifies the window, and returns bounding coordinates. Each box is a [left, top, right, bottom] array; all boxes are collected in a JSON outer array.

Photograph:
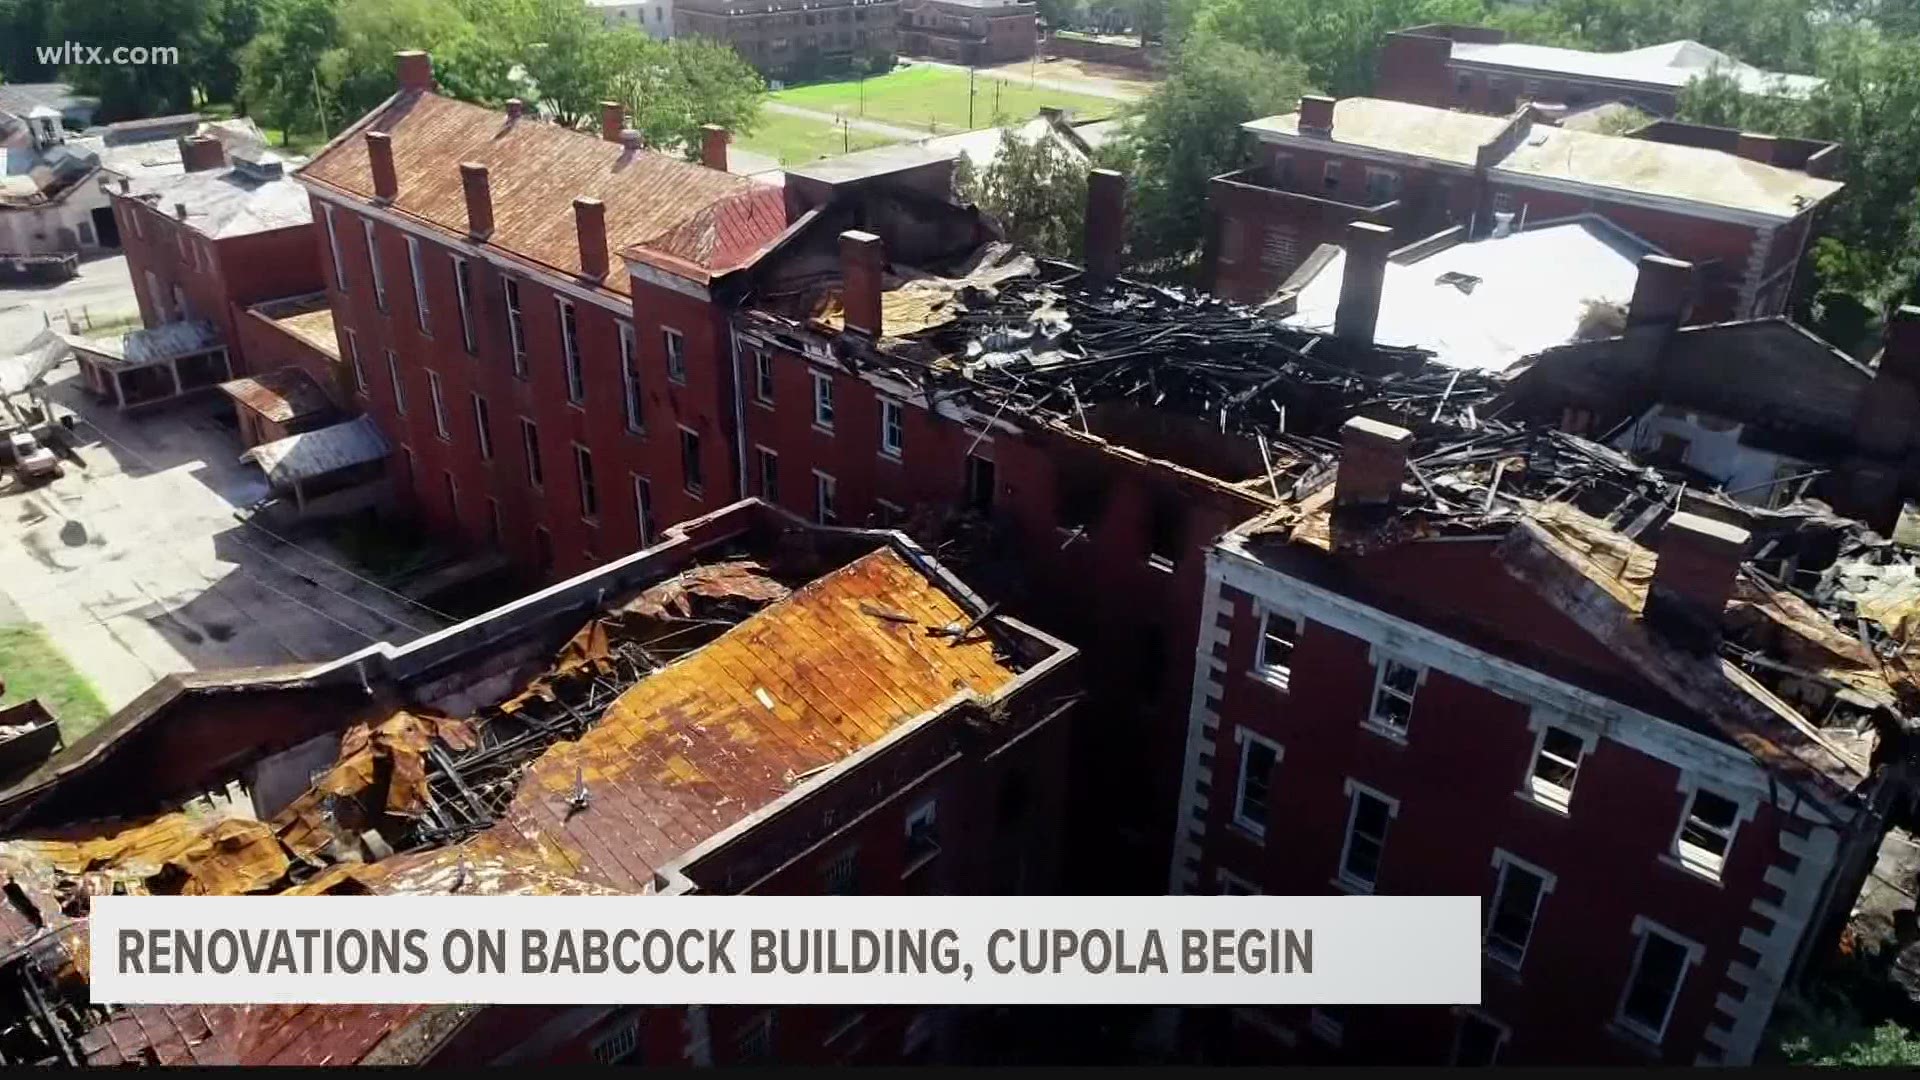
[[574, 445, 599, 521], [812, 370, 835, 430], [1367, 657, 1421, 737], [486, 498, 502, 546], [734, 1011, 774, 1063], [675, 426, 703, 495], [558, 299, 584, 404], [618, 322, 643, 433], [398, 445, 415, 498], [1492, 190, 1515, 215], [1364, 167, 1401, 202], [129, 205, 143, 239], [520, 418, 543, 488], [874, 499, 905, 528], [323, 204, 346, 291], [879, 398, 904, 459], [756, 446, 779, 503], [1674, 788, 1741, 880], [753, 348, 774, 403], [904, 800, 938, 866], [1338, 784, 1396, 893], [663, 327, 686, 384], [1485, 853, 1553, 970], [452, 256, 476, 353], [1523, 78, 1543, 97], [1255, 610, 1298, 690], [386, 350, 406, 415], [822, 848, 858, 894], [533, 526, 554, 574], [1232, 728, 1282, 840], [347, 330, 367, 392], [633, 474, 656, 547], [428, 370, 449, 439], [405, 235, 430, 333], [363, 219, 386, 311], [814, 470, 838, 525], [503, 277, 527, 375], [1146, 499, 1183, 571], [443, 470, 458, 516], [1617, 920, 1700, 1044], [472, 394, 493, 460], [1322, 160, 1341, 191], [172, 283, 189, 321], [1455, 70, 1472, 97], [965, 453, 995, 514], [591, 1018, 641, 1065], [1451, 1012, 1506, 1065], [1526, 725, 1587, 812]]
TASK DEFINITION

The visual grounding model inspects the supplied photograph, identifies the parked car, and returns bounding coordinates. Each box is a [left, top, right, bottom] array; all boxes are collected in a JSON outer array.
[[7, 430, 61, 482]]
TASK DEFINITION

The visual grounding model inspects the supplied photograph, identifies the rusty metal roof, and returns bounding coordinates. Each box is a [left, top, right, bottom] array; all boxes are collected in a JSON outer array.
[[489, 544, 1017, 889], [252, 293, 342, 362], [297, 92, 788, 292], [218, 366, 334, 423]]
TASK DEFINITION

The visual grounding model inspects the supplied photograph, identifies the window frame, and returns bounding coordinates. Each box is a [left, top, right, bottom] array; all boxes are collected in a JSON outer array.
[[619, 320, 643, 434], [323, 203, 346, 291], [362, 218, 387, 311], [573, 443, 599, 522], [346, 329, 367, 393], [633, 473, 655, 547], [386, 349, 406, 415], [405, 234, 430, 334], [1614, 917, 1704, 1045], [1253, 606, 1300, 691], [814, 469, 838, 525], [427, 369, 449, 440], [662, 326, 687, 385], [503, 276, 527, 376], [1335, 780, 1398, 894], [755, 445, 779, 503], [1669, 784, 1749, 883], [1484, 849, 1555, 972], [557, 298, 584, 405], [679, 425, 704, 497], [452, 255, 477, 354], [1521, 718, 1595, 815], [1231, 726, 1283, 841], [519, 417, 543, 489], [812, 370, 836, 431], [753, 348, 775, 404], [1365, 653, 1424, 740], [879, 397, 905, 459], [471, 393, 493, 460], [1449, 1010, 1509, 1065]]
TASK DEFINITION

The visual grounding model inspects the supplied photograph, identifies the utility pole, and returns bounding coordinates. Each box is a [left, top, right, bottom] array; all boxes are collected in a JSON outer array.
[[968, 66, 976, 129]]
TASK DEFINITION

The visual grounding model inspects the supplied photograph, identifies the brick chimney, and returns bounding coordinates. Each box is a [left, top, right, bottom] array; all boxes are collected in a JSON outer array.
[[1334, 221, 1394, 346], [178, 134, 226, 173], [505, 98, 524, 121], [1334, 416, 1413, 509], [1624, 254, 1695, 363], [460, 162, 493, 240], [601, 101, 626, 143], [839, 230, 884, 337], [574, 196, 608, 280], [1298, 95, 1336, 137], [1735, 132, 1779, 166], [1645, 511, 1750, 648], [1084, 168, 1126, 280], [1841, 306, 1920, 532], [700, 124, 730, 171], [395, 50, 433, 94], [366, 131, 397, 202]]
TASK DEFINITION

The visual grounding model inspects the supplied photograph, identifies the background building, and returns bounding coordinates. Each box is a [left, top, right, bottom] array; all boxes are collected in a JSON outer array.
[[898, 0, 1037, 65], [675, 0, 899, 80]]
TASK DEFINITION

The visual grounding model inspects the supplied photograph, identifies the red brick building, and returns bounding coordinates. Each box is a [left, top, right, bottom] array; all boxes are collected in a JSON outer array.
[[1376, 24, 1824, 119], [1209, 95, 1842, 321], [0, 499, 1079, 1065], [294, 57, 788, 581], [110, 137, 324, 381], [899, 0, 1038, 65]]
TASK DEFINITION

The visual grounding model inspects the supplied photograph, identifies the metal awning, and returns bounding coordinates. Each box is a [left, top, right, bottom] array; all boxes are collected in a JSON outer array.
[[64, 319, 221, 370], [240, 414, 389, 488]]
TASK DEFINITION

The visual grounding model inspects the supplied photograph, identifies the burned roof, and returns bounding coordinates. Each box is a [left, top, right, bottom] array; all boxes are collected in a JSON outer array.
[[0, 506, 1063, 1064]]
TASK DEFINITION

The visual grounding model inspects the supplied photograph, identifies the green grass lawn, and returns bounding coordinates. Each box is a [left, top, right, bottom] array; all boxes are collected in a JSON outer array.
[[0, 626, 109, 743], [199, 101, 331, 156], [736, 114, 898, 165], [771, 65, 1117, 135]]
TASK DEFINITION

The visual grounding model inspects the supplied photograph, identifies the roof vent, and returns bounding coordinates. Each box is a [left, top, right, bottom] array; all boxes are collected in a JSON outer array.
[[229, 143, 284, 181], [1525, 131, 1549, 147]]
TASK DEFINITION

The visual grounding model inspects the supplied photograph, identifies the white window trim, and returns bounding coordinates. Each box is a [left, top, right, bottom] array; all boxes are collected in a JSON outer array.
[[406, 234, 430, 333], [1252, 604, 1301, 692], [574, 443, 599, 522], [1519, 711, 1598, 817], [753, 348, 775, 405], [1334, 778, 1399, 895], [755, 444, 779, 502], [812, 370, 836, 433], [520, 417, 542, 489], [1614, 916, 1705, 1046], [452, 255, 476, 353], [347, 329, 366, 392], [503, 276, 527, 374], [619, 321, 643, 434], [1485, 848, 1557, 972], [1230, 726, 1283, 842], [879, 397, 905, 460], [813, 468, 838, 525], [558, 298, 584, 405], [1215, 868, 1262, 895], [1663, 778, 1757, 885], [386, 349, 406, 415], [428, 369, 449, 439], [363, 218, 386, 311], [875, 497, 904, 527], [662, 326, 687, 385], [323, 204, 346, 291], [633, 473, 655, 547], [679, 424, 704, 497], [1449, 1008, 1511, 1065], [472, 393, 492, 460], [1363, 648, 1427, 743]]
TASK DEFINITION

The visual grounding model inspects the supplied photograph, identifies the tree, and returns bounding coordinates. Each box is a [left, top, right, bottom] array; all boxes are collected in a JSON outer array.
[[1179, 0, 1483, 98], [0, 0, 58, 83], [48, 0, 210, 120], [1102, 32, 1306, 272], [202, 0, 264, 106], [325, 0, 479, 120], [615, 34, 765, 156], [959, 131, 1092, 261], [239, 0, 340, 141]]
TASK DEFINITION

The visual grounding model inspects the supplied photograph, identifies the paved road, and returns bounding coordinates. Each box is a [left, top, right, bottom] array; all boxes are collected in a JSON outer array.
[[0, 254, 141, 333], [762, 100, 931, 142], [0, 369, 444, 710]]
